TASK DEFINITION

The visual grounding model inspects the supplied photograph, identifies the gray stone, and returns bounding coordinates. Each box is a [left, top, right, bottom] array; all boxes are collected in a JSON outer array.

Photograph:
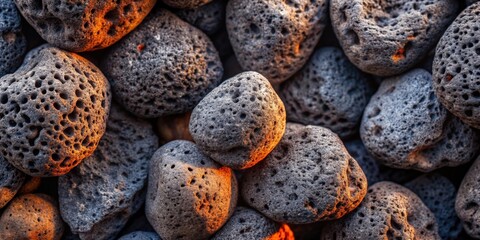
[[102, 9, 223, 118], [118, 231, 161, 240], [226, 0, 329, 84], [331, 0, 459, 76], [189, 71, 286, 170], [456, 155, 480, 238], [146, 140, 237, 240], [360, 69, 479, 171], [280, 47, 373, 139], [0, 0, 26, 77], [241, 123, 367, 224], [162, 0, 213, 9], [0, 45, 111, 177], [0, 155, 25, 208], [176, 0, 226, 36]]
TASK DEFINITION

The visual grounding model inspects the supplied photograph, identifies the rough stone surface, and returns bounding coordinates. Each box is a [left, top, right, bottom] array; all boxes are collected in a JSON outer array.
[[361, 69, 479, 171], [211, 207, 294, 240], [0, 194, 64, 240], [456, 155, 480, 238], [321, 182, 440, 240], [58, 103, 158, 240], [190, 71, 285, 170], [280, 47, 373, 139], [0, 155, 25, 208], [331, 0, 459, 76], [226, 0, 329, 84], [118, 231, 161, 240], [242, 123, 367, 224], [176, 0, 226, 36], [102, 9, 223, 118], [405, 174, 462, 240], [14, 0, 156, 52], [146, 140, 238, 240], [433, 2, 480, 129], [0, 0, 27, 77], [162, 0, 213, 9], [0, 45, 111, 177]]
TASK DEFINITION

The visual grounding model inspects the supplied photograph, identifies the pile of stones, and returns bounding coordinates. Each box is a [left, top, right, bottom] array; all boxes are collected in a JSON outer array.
[[0, 0, 479, 239]]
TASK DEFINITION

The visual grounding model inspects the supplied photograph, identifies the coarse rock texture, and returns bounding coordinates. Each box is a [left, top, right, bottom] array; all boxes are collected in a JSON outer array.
[[0, 45, 111, 177], [280, 47, 373, 139], [189, 71, 286, 170], [146, 140, 238, 240], [0, 0, 27, 77], [405, 174, 462, 240], [242, 123, 367, 224], [102, 9, 223, 118], [360, 69, 479, 172], [176, 0, 226, 36], [0, 155, 25, 208], [211, 207, 294, 240], [118, 231, 161, 240], [156, 112, 193, 144], [14, 0, 156, 52], [0, 194, 64, 240], [226, 0, 329, 84], [456, 155, 480, 238], [162, 0, 213, 9], [330, 0, 459, 76], [433, 2, 480, 129], [321, 182, 440, 240], [58, 103, 158, 240]]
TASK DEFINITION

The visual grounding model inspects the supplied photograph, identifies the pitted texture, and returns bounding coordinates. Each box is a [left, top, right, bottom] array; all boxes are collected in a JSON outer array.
[[280, 47, 373, 138], [361, 69, 479, 172], [321, 182, 440, 240], [176, 0, 226, 36], [331, 0, 458, 76], [146, 140, 238, 240], [0, 155, 25, 208], [226, 0, 328, 84], [0, 45, 111, 177], [0, 194, 64, 240], [102, 10, 223, 118], [405, 174, 462, 240], [190, 71, 286, 170], [162, 0, 213, 9], [433, 2, 480, 129], [456, 156, 480, 238], [58, 103, 158, 240], [14, 0, 156, 52], [211, 207, 294, 240], [118, 231, 161, 240], [241, 123, 367, 224], [0, 0, 27, 77]]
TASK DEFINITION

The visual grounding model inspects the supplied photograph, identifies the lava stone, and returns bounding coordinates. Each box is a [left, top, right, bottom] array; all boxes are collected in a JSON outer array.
[[118, 231, 161, 240], [176, 0, 226, 36], [0, 194, 64, 240], [146, 140, 238, 240], [321, 182, 440, 240], [280, 47, 373, 139], [456, 155, 480, 238], [211, 207, 294, 240], [242, 123, 367, 224], [361, 69, 479, 172], [58, 103, 158, 240], [226, 0, 329, 84], [0, 0, 27, 77], [162, 0, 213, 9], [405, 174, 462, 240], [102, 9, 223, 118], [433, 2, 480, 129], [0, 45, 111, 177], [0, 155, 25, 208], [189, 71, 286, 170], [330, 0, 459, 76], [14, 0, 156, 52]]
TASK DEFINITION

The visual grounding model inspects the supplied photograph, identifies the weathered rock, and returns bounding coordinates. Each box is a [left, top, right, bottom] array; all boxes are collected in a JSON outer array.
[[0, 155, 25, 208], [162, 0, 213, 9], [118, 231, 161, 240], [176, 0, 226, 35], [456, 155, 480, 238], [0, 45, 111, 177], [190, 71, 286, 170], [226, 0, 329, 84], [0, 0, 27, 77], [14, 0, 156, 52]]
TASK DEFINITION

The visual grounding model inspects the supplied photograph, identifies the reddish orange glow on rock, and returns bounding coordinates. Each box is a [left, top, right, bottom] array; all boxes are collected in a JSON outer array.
[[391, 47, 406, 63]]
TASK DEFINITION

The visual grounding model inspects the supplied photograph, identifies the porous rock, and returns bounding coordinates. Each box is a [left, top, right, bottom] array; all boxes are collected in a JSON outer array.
[[176, 0, 226, 36], [361, 69, 479, 171], [0, 45, 111, 177], [242, 123, 367, 224], [456, 155, 480, 238], [330, 0, 459, 76], [0, 0, 27, 77], [58, 103, 158, 240], [118, 231, 161, 240], [280, 47, 373, 139], [14, 0, 156, 52], [102, 9, 223, 118], [189, 71, 286, 170], [0, 155, 25, 208], [162, 0, 213, 9], [226, 0, 329, 84], [146, 140, 237, 240]]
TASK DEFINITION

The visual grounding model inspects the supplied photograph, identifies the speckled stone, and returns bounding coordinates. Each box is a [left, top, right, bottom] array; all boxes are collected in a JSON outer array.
[[0, 0, 27, 77]]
